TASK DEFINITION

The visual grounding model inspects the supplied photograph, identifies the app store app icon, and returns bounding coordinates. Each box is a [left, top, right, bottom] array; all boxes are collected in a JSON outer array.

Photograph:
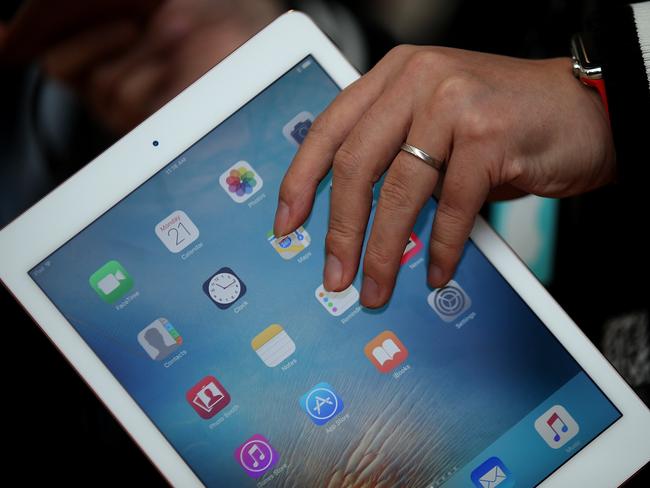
[[299, 382, 344, 426]]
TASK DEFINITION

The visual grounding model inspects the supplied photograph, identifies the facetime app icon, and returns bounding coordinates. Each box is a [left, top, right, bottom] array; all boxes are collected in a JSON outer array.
[[89, 260, 133, 304]]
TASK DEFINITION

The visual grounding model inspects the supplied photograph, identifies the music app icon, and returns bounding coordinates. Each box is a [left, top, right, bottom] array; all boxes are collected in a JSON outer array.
[[234, 434, 279, 478], [534, 405, 579, 449]]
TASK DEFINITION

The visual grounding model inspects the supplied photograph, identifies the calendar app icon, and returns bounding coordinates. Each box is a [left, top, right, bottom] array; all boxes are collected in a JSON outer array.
[[155, 210, 199, 253]]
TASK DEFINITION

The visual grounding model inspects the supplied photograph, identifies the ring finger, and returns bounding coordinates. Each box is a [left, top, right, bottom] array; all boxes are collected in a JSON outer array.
[[360, 114, 450, 307]]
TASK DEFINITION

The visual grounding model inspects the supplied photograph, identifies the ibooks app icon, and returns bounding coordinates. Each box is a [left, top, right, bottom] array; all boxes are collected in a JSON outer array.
[[364, 331, 409, 373]]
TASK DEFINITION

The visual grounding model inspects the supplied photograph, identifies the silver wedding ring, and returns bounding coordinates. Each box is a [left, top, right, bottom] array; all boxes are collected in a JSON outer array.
[[400, 142, 445, 171]]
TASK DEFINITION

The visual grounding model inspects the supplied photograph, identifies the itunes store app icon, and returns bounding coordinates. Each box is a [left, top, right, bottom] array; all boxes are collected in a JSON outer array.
[[234, 434, 279, 478]]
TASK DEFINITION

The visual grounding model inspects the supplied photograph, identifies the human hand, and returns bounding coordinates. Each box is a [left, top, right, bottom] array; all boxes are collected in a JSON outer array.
[[39, 0, 282, 133], [273, 45, 615, 308]]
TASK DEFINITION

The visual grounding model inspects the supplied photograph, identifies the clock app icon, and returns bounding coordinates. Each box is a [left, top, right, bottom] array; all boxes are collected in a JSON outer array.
[[203, 267, 247, 309]]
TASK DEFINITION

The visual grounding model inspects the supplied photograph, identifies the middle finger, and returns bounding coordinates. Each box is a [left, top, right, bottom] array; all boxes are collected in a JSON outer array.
[[323, 83, 413, 292], [360, 111, 451, 307]]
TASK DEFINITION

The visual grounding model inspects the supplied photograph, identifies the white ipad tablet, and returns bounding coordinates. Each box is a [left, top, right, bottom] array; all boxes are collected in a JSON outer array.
[[1, 11, 648, 487]]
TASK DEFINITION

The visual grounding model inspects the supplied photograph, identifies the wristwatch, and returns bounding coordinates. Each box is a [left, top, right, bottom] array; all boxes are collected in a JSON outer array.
[[571, 33, 609, 116]]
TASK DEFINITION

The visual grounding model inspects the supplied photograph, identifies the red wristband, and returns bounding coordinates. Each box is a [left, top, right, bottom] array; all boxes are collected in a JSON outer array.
[[582, 77, 609, 118]]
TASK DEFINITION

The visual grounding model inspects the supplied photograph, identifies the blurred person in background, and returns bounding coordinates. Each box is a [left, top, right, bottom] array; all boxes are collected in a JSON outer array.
[[1, 0, 647, 484]]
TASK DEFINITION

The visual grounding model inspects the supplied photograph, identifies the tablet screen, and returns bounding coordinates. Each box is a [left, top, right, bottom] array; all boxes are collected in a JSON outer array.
[[30, 56, 621, 487]]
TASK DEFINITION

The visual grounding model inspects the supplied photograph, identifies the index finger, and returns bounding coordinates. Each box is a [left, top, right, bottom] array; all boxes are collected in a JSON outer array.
[[273, 47, 422, 237], [273, 75, 384, 237]]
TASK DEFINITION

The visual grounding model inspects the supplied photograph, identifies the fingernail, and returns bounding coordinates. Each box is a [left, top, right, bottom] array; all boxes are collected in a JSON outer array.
[[324, 254, 343, 291], [429, 265, 445, 287], [361, 275, 381, 306], [274, 200, 290, 235]]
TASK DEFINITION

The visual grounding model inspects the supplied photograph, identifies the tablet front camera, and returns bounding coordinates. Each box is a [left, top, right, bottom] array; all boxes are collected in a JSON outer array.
[[152, 140, 160, 147]]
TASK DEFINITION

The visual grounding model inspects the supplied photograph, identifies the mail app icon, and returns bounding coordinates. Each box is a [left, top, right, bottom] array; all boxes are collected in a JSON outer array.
[[470, 457, 514, 488]]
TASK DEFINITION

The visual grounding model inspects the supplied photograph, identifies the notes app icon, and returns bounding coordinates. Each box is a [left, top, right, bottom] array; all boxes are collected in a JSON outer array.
[[234, 434, 279, 478], [364, 331, 409, 373], [534, 405, 579, 448], [252, 324, 296, 368]]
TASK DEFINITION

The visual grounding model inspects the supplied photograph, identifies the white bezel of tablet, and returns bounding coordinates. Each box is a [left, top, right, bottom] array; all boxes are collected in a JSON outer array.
[[0, 11, 648, 487]]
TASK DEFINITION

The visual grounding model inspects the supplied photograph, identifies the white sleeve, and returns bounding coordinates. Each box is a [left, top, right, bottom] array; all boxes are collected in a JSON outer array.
[[632, 2, 650, 87]]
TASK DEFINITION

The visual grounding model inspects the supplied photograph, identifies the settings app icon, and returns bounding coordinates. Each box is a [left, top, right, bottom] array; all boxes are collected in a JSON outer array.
[[427, 280, 472, 322]]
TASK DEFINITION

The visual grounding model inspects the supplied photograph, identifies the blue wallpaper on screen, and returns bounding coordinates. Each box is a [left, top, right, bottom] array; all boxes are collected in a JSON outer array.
[[31, 57, 619, 487]]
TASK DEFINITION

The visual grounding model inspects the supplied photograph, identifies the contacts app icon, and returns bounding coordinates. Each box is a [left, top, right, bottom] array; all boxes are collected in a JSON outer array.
[[137, 318, 182, 361]]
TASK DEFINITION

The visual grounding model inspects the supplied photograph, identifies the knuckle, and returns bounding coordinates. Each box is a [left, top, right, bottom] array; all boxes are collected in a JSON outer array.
[[379, 172, 418, 213], [278, 176, 303, 205], [326, 217, 363, 250], [433, 203, 467, 244], [332, 145, 364, 179], [436, 74, 474, 98], [388, 44, 414, 57], [458, 109, 497, 141], [403, 49, 442, 76], [306, 112, 337, 147], [363, 244, 395, 275]]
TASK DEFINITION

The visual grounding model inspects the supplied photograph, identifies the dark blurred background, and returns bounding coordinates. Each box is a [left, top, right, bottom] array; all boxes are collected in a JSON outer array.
[[1, 0, 647, 485]]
